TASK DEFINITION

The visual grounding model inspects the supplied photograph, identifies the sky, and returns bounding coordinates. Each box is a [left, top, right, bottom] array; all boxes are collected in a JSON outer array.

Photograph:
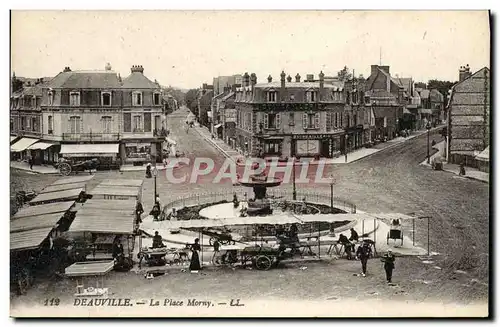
[[11, 10, 490, 90]]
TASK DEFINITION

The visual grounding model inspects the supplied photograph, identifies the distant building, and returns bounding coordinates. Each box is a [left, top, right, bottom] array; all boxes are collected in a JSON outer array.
[[447, 65, 490, 171], [196, 84, 214, 128], [212, 75, 242, 96]]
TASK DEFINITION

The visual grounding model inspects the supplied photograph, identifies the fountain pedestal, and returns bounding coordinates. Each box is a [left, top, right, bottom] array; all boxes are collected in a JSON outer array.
[[238, 174, 282, 216]]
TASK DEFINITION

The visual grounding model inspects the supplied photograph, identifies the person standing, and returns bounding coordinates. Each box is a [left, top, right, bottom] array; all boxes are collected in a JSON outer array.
[[356, 241, 373, 277], [189, 238, 202, 271], [28, 157, 33, 170], [135, 200, 144, 232], [212, 239, 221, 265], [381, 250, 396, 283]]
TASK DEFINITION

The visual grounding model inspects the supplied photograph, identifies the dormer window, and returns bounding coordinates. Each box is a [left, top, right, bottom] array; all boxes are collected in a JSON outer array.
[[102, 92, 112, 106], [70, 91, 80, 106], [364, 96, 371, 104], [153, 92, 161, 105], [267, 91, 277, 103], [48, 91, 54, 106], [306, 91, 317, 102], [132, 91, 143, 106]]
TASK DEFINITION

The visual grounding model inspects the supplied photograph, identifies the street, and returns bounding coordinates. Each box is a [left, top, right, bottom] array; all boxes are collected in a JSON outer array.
[[10, 108, 489, 309]]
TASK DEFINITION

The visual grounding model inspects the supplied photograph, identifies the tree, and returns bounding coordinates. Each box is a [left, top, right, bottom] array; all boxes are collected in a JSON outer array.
[[337, 66, 352, 82], [184, 88, 199, 111], [414, 82, 427, 89], [427, 79, 456, 105]]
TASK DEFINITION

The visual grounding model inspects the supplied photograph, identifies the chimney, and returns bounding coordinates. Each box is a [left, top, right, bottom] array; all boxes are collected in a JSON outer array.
[[131, 65, 144, 74], [306, 74, 314, 82], [267, 75, 272, 83], [105, 62, 112, 71], [459, 65, 470, 82], [287, 75, 292, 83], [40, 78, 44, 84], [319, 71, 325, 102], [243, 72, 250, 87], [202, 83, 208, 90], [250, 73, 257, 87], [295, 73, 301, 82], [280, 71, 286, 101], [380, 66, 390, 75], [370, 65, 379, 76], [63, 66, 71, 72]]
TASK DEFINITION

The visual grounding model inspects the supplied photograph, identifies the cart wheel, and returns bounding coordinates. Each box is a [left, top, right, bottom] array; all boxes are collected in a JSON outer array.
[[209, 237, 215, 246], [255, 255, 272, 271], [59, 163, 72, 176]]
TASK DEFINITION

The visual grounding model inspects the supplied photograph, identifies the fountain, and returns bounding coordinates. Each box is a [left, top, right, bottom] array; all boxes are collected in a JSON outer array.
[[238, 169, 282, 216]]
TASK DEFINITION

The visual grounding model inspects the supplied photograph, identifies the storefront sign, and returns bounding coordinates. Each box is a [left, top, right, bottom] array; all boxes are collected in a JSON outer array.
[[225, 109, 237, 122], [292, 134, 338, 140]]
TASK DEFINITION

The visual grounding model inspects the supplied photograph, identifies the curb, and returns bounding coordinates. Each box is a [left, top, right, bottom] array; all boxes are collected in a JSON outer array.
[[192, 127, 236, 163], [11, 167, 60, 175]]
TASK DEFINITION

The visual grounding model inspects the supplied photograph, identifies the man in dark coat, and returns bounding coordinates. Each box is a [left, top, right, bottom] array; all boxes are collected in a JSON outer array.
[[356, 242, 373, 277], [349, 228, 359, 242], [135, 200, 144, 224], [338, 234, 353, 260], [152, 231, 164, 248], [381, 250, 396, 283]]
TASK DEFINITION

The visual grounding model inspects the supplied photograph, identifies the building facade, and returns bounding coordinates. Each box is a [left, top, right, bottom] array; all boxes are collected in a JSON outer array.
[[446, 66, 490, 168], [234, 71, 371, 159], [10, 64, 166, 169]]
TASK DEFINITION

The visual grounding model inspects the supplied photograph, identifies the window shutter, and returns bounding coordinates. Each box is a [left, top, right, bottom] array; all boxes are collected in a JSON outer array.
[[303, 113, 308, 129], [276, 113, 281, 128], [124, 113, 131, 132], [326, 112, 331, 131], [67, 117, 71, 133], [144, 113, 152, 132], [315, 113, 320, 129], [79, 118, 83, 133], [264, 113, 269, 129]]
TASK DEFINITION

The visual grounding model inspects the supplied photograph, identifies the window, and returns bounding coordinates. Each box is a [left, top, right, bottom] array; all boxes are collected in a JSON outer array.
[[346, 113, 350, 127], [364, 96, 371, 104], [132, 92, 143, 106], [267, 91, 277, 103], [352, 92, 358, 104], [124, 113, 132, 132], [102, 92, 111, 106], [306, 91, 316, 102], [264, 113, 280, 129], [31, 117, 36, 131], [289, 112, 295, 125], [334, 112, 338, 128], [303, 113, 320, 129], [340, 113, 343, 127], [133, 115, 142, 132], [153, 93, 161, 105], [69, 116, 81, 133], [26, 117, 31, 130], [102, 116, 112, 133], [334, 91, 341, 101], [48, 91, 54, 106], [326, 112, 331, 131], [154, 115, 161, 131], [10, 119, 13, 131], [20, 117, 26, 130], [31, 96, 36, 108], [48, 115, 53, 134], [70, 92, 80, 106]]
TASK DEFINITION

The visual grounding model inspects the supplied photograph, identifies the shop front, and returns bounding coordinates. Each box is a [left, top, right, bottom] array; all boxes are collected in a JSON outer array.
[[259, 137, 284, 158], [291, 133, 342, 158], [345, 125, 364, 152], [59, 143, 120, 170], [10, 137, 40, 161], [120, 138, 163, 166], [26, 141, 59, 164]]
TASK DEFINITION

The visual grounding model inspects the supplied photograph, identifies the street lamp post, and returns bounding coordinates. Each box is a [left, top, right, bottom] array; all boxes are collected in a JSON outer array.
[[292, 157, 297, 201], [329, 176, 335, 211], [152, 167, 158, 203], [344, 134, 348, 163], [426, 121, 432, 164]]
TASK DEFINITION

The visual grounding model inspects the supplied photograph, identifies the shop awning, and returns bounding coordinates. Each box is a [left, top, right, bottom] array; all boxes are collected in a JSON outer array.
[[403, 108, 412, 114], [475, 146, 489, 161], [10, 136, 16, 142], [12, 201, 76, 219], [11, 213, 64, 233], [26, 142, 57, 150], [214, 124, 222, 129], [10, 137, 40, 152], [11, 227, 54, 251], [60, 143, 119, 156]]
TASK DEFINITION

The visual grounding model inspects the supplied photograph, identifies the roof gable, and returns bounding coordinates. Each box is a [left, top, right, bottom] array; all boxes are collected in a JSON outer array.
[[46, 71, 121, 89], [121, 72, 159, 89]]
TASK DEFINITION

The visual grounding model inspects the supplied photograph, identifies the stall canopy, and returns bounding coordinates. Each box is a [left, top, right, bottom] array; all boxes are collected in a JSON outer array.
[[99, 179, 144, 188], [81, 199, 136, 212], [65, 261, 115, 277], [40, 182, 87, 194], [475, 146, 489, 162], [26, 142, 57, 150], [11, 227, 54, 251], [10, 137, 40, 152], [10, 136, 17, 142], [418, 108, 433, 115], [29, 188, 84, 205], [50, 175, 94, 186], [90, 186, 141, 197], [70, 212, 136, 234], [12, 201, 76, 219], [11, 213, 65, 233], [59, 143, 119, 156]]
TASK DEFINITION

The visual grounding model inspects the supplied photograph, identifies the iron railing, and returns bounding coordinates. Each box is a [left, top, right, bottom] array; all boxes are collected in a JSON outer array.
[[62, 133, 121, 141], [164, 188, 356, 214]]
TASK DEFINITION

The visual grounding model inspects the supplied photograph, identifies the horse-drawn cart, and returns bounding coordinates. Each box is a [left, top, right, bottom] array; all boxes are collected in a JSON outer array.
[[55, 158, 100, 176]]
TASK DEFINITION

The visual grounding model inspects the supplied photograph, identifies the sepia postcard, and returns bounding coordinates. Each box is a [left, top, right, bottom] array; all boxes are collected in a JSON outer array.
[[9, 10, 491, 318]]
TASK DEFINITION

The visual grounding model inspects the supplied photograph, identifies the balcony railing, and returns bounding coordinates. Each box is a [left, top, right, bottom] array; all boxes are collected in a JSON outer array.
[[62, 133, 121, 141]]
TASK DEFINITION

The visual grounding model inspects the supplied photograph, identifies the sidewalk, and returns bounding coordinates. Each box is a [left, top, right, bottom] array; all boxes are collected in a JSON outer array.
[[10, 161, 59, 174], [192, 123, 244, 164], [420, 141, 489, 184]]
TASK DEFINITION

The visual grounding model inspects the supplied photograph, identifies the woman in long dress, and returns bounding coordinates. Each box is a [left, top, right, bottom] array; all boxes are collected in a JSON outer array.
[[189, 238, 202, 271]]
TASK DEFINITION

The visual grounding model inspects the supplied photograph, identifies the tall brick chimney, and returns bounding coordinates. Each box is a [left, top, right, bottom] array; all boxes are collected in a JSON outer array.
[[243, 72, 250, 87], [319, 71, 325, 102], [306, 74, 314, 82], [267, 75, 272, 83], [280, 71, 286, 101], [295, 73, 301, 82], [459, 64, 472, 82], [287, 75, 292, 83], [63, 66, 71, 72], [250, 73, 257, 88], [131, 65, 144, 73]]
